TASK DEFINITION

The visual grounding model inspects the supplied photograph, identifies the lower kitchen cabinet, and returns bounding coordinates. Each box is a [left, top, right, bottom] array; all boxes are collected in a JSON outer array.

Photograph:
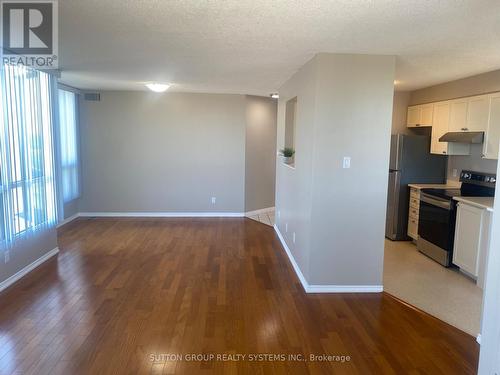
[[407, 187, 420, 240], [453, 202, 491, 281]]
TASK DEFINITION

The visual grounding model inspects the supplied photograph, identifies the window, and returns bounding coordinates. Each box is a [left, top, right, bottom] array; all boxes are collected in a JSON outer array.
[[0, 64, 58, 246], [58, 89, 80, 202]]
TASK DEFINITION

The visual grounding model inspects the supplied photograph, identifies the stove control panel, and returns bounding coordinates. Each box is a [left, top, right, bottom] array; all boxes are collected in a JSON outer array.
[[460, 170, 497, 187]]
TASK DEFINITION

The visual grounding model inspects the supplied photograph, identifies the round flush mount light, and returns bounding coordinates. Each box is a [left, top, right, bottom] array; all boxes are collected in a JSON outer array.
[[146, 83, 171, 93], [270, 93, 279, 99]]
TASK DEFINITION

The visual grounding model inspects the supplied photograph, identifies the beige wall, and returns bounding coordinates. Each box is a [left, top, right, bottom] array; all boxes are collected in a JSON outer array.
[[447, 145, 498, 182], [0, 229, 57, 284], [275, 56, 318, 280], [79, 91, 247, 213], [408, 69, 500, 180], [245, 96, 277, 212], [392, 91, 411, 135], [276, 53, 395, 287], [410, 69, 500, 105]]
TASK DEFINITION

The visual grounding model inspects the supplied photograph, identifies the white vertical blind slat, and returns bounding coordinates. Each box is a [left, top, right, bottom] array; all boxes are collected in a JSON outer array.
[[0, 64, 58, 248]]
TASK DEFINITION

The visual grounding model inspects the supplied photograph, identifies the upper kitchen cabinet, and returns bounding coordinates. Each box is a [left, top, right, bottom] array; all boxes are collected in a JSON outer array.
[[448, 95, 489, 132], [466, 94, 490, 132], [430, 101, 470, 155], [407, 103, 433, 127], [448, 99, 468, 132], [483, 93, 500, 159]]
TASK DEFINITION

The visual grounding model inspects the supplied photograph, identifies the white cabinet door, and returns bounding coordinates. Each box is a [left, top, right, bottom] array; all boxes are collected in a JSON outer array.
[[467, 95, 489, 132], [420, 103, 434, 126], [407, 106, 421, 127], [449, 99, 468, 132], [431, 101, 450, 155], [453, 203, 484, 277], [483, 93, 500, 160]]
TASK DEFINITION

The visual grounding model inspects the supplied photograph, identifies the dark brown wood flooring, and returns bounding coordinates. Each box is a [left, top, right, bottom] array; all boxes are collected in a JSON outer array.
[[0, 218, 479, 374]]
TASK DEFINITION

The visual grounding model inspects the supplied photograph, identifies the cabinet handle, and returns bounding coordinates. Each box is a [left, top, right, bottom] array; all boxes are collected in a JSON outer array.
[[416, 124, 420, 127], [442, 151, 446, 154]]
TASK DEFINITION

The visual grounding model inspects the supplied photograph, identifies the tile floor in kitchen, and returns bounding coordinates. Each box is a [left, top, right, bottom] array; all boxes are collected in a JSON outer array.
[[384, 239, 482, 337]]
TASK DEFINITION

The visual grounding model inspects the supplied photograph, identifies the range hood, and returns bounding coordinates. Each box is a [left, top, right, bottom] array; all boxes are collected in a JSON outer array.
[[439, 131, 484, 144]]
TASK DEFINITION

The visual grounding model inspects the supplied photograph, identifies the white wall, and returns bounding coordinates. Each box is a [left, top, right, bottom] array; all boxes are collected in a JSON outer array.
[[245, 96, 277, 212], [79, 91, 247, 213], [275, 53, 395, 287]]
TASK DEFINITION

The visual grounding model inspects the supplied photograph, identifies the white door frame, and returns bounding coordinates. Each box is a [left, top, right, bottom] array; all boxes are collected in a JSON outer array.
[[478, 158, 500, 374]]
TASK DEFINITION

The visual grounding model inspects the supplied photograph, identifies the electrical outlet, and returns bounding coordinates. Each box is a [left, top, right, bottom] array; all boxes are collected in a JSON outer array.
[[4, 251, 9, 263], [211, 197, 216, 205], [293, 232, 296, 244], [285, 223, 288, 233]]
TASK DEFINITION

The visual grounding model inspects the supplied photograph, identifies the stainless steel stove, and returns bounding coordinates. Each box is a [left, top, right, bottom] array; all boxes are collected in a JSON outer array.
[[417, 170, 496, 266]]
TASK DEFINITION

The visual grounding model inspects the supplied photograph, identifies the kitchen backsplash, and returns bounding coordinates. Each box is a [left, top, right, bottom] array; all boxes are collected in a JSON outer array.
[[447, 144, 498, 182]]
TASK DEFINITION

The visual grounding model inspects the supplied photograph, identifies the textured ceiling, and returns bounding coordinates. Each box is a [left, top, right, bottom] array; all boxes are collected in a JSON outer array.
[[58, 0, 500, 94]]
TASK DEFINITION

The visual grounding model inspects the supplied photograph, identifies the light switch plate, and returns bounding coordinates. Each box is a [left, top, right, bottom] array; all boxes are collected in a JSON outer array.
[[343, 157, 351, 169]]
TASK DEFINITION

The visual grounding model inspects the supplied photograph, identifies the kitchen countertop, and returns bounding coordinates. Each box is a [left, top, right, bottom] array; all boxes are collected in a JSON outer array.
[[453, 197, 494, 212], [408, 182, 461, 190]]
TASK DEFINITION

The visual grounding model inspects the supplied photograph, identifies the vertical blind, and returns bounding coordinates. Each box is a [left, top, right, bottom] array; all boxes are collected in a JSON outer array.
[[58, 89, 79, 202], [0, 64, 58, 248]]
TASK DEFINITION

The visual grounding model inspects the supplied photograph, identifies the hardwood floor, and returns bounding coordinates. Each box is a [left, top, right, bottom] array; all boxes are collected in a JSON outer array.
[[0, 218, 479, 374]]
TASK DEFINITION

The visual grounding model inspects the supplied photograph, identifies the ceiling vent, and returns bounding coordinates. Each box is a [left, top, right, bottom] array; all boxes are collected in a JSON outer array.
[[84, 93, 101, 101]]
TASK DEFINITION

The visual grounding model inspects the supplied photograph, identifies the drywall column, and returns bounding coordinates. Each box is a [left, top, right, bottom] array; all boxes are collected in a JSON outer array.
[[244, 96, 277, 212], [275, 53, 395, 289]]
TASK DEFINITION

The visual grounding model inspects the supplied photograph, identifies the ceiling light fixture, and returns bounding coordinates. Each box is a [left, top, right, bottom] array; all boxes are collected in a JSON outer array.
[[146, 83, 171, 93], [270, 93, 279, 99]]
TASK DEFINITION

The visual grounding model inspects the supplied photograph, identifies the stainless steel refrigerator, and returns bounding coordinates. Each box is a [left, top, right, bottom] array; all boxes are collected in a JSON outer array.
[[385, 134, 447, 240]]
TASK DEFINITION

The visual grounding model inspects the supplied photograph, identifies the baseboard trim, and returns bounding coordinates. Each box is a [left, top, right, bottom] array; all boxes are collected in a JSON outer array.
[[273, 224, 383, 294], [273, 224, 310, 292], [78, 212, 245, 218], [245, 207, 275, 216], [56, 213, 81, 228], [0, 247, 59, 294]]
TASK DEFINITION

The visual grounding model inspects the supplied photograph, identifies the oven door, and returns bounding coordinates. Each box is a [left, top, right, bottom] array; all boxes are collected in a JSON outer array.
[[418, 193, 456, 252]]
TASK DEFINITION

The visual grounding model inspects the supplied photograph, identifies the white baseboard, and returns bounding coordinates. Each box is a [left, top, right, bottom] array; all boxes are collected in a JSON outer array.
[[78, 212, 245, 218], [273, 225, 383, 294], [56, 213, 81, 228], [0, 247, 59, 294], [245, 207, 275, 216], [273, 224, 310, 291]]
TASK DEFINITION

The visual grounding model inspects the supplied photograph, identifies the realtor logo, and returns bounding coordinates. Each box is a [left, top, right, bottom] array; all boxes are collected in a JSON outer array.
[[1, 0, 58, 68]]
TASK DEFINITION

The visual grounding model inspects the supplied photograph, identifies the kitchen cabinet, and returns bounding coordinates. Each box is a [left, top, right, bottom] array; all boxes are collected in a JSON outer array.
[[407, 187, 420, 240], [430, 101, 470, 155], [466, 94, 489, 132], [407, 103, 433, 128], [449, 99, 468, 132], [483, 93, 500, 160], [453, 202, 490, 278]]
